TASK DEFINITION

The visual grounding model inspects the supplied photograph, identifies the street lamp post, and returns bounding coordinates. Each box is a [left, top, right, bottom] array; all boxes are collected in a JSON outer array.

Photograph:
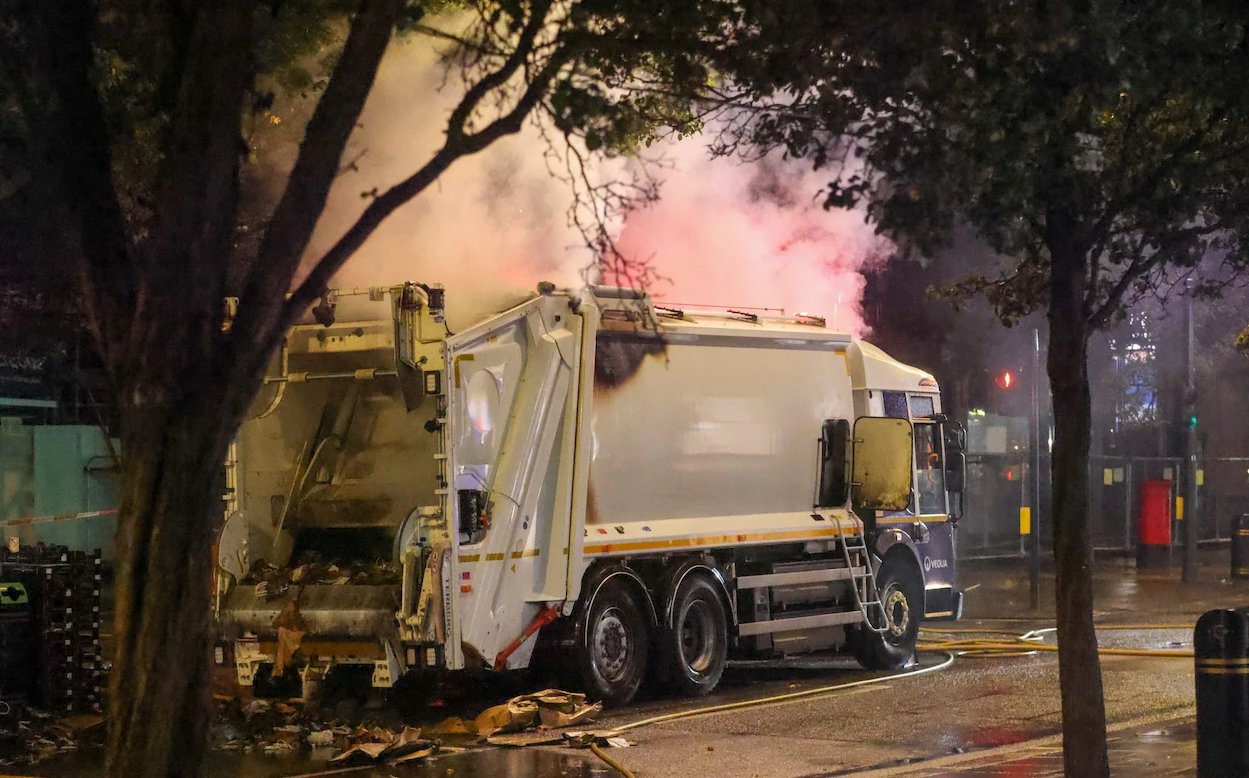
[[1183, 289, 1198, 583], [1031, 327, 1042, 610]]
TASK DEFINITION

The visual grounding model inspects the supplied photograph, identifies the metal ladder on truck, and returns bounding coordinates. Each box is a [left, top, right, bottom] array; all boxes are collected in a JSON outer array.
[[839, 531, 889, 634]]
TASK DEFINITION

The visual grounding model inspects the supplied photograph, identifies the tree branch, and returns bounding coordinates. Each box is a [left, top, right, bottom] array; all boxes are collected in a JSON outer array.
[[445, 0, 555, 147], [236, 0, 405, 342], [1088, 254, 1157, 330]]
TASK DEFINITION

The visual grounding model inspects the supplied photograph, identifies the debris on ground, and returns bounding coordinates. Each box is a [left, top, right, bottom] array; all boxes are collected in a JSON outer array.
[[209, 687, 600, 765], [0, 702, 105, 767], [419, 688, 603, 743], [477, 688, 602, 737], [211, 696, 440, 766]]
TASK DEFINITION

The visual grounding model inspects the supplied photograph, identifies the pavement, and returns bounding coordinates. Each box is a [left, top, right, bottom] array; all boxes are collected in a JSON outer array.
[[23, 547, 1249, 776]]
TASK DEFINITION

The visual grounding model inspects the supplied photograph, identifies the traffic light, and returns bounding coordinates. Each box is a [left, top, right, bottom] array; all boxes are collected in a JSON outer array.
[[1188, 413, 1198, 429], [995, 370, 1016, 390]]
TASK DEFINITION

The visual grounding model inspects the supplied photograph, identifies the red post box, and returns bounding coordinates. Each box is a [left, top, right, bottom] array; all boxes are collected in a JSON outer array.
[[1137, 479, 1173, 569]]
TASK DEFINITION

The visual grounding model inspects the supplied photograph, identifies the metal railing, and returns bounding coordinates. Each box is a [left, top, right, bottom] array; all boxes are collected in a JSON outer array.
[[956, 453, 1249, 559]]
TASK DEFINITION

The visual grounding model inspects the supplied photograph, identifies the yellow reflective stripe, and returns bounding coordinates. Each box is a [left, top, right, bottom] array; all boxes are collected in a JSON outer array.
[[458, 549, 542, 564], [584, 527, 849, 556], [876, 514, 950, 525]]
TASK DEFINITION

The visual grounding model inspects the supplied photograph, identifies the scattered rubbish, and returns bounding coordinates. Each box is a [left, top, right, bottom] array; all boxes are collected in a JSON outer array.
[[271, 600, 306, 677], [0, 702, 105, 767], [243, 555, 401, 598], [474, 689, 601, 737], [209, 686, 599, 765], [329, 741, 389, 764], [307, 729, 335, 747]]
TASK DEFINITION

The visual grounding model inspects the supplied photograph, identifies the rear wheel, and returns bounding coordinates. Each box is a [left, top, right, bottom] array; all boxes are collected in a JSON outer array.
[[576, 579, 650, 706], [854, 558, 922, 671], [655, 575, 728, 696]]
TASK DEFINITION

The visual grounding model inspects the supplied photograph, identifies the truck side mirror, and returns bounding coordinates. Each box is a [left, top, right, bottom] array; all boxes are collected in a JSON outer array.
[[942, 419, 968, 494], [945, 451, 967, 493], [816, 419, 850, 507], [851, 417, 914, 511]]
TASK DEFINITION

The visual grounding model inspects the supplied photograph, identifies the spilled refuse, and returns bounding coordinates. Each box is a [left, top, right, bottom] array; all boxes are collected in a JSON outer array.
[[208, 686, 621, 769], [0, 703, 104, 768]]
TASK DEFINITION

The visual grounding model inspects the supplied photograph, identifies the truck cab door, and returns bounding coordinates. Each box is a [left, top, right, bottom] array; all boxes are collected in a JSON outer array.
[[851, 417, 914, 512]]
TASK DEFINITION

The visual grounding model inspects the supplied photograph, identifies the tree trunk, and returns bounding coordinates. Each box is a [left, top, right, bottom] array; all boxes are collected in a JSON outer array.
[[1046, 227, 1109, 777], [105, 399, 236, 777]]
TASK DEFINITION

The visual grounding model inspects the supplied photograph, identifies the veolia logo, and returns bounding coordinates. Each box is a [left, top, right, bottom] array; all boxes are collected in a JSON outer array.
[[923, 556, 949, 573]]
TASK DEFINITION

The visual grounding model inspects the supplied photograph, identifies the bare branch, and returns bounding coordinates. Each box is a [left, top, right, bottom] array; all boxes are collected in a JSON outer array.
[[236, 0, 406, 342], [1088, 254, 1158, 330], [446, 0, 555, 147]]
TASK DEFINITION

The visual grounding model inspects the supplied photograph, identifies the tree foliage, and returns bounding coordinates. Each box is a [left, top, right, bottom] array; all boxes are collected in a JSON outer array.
[[712, 2, 1249, 775], [720, 2, 1249, 316]]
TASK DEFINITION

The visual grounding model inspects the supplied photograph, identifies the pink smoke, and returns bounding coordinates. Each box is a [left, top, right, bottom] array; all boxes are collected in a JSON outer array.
[[609, 142, 891, 335]]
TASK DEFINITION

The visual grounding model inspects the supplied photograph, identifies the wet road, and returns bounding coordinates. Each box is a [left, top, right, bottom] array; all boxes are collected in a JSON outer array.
[[24, 551, 1246, 776]]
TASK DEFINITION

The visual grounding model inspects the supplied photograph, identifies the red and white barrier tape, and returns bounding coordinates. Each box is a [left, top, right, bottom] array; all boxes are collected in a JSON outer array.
[[0, 509, 118, 527]]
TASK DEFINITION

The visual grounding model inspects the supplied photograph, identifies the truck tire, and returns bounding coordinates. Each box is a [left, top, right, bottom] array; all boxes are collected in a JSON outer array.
[[577, 579, 650, 706], [655, 575, 728, 697], [853, 559, 922, 671]]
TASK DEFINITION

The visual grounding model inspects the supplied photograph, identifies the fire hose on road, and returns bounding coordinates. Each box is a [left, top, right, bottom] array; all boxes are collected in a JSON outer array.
[[916, 623, 1196, 659]]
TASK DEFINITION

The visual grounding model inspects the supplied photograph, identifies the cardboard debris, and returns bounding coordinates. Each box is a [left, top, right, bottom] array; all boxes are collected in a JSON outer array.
[[538, 701, 601, 729], [326, 726, 438, 765], [474, 699, 538, 737], [328, 741, 388, 764], [474, 688, 602, 739], [487, 729, 566, 747], [389, 744, 438, 765], [381, 726, 429, 758], [271, 600, 307, 676], [352, 725, 395, 744]]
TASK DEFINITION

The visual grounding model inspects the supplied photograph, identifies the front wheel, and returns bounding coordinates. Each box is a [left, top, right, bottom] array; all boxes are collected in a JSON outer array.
[[853, 558, 922, 671], [654, 575, 728, 697], [575, 579, 650, 706]]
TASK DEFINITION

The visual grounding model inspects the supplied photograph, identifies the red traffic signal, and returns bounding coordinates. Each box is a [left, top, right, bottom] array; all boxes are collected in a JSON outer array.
[[994, 370, 1016, 390]]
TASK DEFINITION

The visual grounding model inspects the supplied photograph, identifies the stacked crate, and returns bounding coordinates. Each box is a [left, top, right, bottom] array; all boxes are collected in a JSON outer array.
[[0, 581, 34, 701], [0, 545, 103, 713]]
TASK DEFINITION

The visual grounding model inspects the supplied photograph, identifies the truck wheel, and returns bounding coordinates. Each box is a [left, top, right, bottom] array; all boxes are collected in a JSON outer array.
[[854, 559, 922, 671], [655, 575, 728, 697], [577, 579, 650, 706]]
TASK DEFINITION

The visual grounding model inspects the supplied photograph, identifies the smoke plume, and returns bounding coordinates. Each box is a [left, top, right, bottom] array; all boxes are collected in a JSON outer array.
[[300, 35, 890, 333]]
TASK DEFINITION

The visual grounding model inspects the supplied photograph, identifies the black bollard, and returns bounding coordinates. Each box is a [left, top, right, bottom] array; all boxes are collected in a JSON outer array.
[[1232, 515, 1249, 580], [1194, 608, 1249, 777]]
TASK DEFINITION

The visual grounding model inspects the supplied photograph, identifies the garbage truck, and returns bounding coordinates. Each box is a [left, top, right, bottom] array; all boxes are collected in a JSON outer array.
[[214, 282, 966, 704]]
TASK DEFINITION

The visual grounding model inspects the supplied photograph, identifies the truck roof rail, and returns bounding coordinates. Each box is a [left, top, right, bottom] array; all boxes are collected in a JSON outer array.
[[589, 285, 647, 300]]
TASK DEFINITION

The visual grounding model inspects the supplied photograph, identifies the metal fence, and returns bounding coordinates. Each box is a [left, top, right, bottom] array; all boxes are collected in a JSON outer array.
[[956, 453, 1249, 559]]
